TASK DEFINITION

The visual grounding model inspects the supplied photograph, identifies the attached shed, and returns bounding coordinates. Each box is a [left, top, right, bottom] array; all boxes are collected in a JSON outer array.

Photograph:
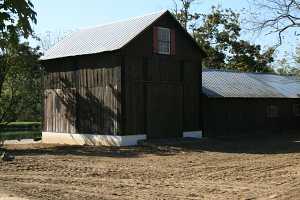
[[41, 10, 205, 146], [202, 70, 300, 137]]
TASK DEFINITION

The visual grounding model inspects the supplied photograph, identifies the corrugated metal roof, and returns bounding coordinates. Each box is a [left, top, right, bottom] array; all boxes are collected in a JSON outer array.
[[202, 70, 300, 98], [41, 10, 167, 60]]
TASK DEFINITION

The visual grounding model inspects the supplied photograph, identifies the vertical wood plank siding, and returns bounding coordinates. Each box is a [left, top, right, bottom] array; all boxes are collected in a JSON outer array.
[[123, 55, 200, 138], [202, 98, 300, 137], [121, 13, 203, 138], [43, 54, 122, 135]]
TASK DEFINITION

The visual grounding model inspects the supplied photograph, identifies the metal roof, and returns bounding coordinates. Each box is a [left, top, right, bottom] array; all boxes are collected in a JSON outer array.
[[202, 70, 300, 98], [41, 10, 167, 60]]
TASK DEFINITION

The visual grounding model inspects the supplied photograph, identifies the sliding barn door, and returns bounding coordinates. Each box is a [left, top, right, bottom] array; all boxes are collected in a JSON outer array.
[[146, 84, 183, 139]]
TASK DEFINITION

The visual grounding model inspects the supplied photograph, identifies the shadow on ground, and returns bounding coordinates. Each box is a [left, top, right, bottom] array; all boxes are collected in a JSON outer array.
[[2, 133, 300, 158]]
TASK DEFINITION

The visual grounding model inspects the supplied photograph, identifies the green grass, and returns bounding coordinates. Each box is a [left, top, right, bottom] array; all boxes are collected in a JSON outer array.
[[0, 121, 41, 132], [0, 131, 42, 141], [5, 122, 41, 126], [0, 122, 42, 141]]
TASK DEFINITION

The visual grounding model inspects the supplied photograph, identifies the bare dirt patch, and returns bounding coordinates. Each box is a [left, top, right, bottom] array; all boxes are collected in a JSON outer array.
[[0, 135, 300, 200]]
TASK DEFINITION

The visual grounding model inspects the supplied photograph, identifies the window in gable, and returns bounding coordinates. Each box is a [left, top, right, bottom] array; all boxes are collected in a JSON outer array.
[[158, 27, 171, 54], [153, 27, 175, 55]]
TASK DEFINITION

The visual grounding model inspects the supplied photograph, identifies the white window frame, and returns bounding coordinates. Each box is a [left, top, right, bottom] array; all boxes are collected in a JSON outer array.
[[267, 105, 279, 118], [293, 104, 300, 117], [157, 27, 171, 55]]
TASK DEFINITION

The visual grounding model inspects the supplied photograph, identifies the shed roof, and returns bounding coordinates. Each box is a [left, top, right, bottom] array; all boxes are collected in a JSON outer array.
[[202, 70, 300, 98], [41, 11, 166, 60], [41, 10, 204, 60]]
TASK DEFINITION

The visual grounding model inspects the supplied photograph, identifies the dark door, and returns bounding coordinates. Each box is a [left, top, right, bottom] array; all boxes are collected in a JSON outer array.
[[146, 84, 183, 139]]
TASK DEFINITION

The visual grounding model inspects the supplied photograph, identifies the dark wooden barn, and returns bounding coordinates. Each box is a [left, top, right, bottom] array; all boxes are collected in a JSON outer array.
[[202, 70, 300, 137], [41, 10, 205, 146]]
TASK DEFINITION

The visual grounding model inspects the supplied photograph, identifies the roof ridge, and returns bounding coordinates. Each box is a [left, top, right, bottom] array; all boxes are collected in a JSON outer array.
[[79, 10, 168, 32], [203, 68, 285, 76]]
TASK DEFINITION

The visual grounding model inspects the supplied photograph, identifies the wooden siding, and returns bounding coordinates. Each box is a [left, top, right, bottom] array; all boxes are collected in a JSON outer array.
[[44, 88, 76, 133], [121, 13, 202, 138], [203, 97, 300, 137], [43, 53, 122, 135], [42, 13, 203, 138], [123, 55, 201, 138]]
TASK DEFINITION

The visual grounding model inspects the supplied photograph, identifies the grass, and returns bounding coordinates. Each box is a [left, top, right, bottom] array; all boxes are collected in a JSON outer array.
[[0, 131, 41, 141], [0, 122, 42, 141], [5, 122, 41, 126]]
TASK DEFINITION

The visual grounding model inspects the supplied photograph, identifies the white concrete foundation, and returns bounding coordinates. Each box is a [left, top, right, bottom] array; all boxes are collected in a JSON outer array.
[[183, 131, 202, 139], [43, 131, 203, 146], [42, 132, 146, 147]]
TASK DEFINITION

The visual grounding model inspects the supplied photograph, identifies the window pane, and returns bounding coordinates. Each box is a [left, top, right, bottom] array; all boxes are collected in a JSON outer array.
[[158, 41, 170, 54], [157, 27, 171, 54], [294, 104, 300, 116], [158, 28, 170, 42], [267, 105, 279, 118]]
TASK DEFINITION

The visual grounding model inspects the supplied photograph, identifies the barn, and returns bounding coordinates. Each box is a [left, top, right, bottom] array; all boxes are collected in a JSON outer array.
[[202, 70, 300, 137], [41, 10, 206, 146]]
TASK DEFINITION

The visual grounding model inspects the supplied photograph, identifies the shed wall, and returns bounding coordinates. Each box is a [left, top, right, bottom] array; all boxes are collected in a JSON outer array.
[[43, 53, 122, 135], [203, 97, 300, 137]]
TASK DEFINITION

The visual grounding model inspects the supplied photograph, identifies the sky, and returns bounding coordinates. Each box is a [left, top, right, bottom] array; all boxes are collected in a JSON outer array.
[[31, 0, 299, 62], [32, 0, 245, 31]]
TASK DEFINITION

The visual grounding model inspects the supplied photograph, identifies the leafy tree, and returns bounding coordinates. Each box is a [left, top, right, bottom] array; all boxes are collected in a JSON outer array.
[[0, 43, 42, 123], [172, 0, 200, 30], [172, 1, 275, 72], [274, 50, 300, 76], [0, 0, 38, 125], [0, 0, 36, 39], [290, 47, 300, 76]]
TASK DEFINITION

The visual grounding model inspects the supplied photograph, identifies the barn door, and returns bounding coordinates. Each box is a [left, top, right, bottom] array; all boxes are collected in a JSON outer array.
[[44, 89, 76, 133], [146, 84, 183, 139]]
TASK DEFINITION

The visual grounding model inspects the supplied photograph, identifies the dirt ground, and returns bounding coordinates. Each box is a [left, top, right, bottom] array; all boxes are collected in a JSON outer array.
[[0, 134, 300, 200]]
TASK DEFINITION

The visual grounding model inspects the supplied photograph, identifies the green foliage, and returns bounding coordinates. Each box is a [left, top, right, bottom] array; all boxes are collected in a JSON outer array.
[[0, 0, 36, 41], [173, 2, 275, 72], [0, 0, 39, 126], [173, 0, 199, 30], [0, 42, 42, 123]]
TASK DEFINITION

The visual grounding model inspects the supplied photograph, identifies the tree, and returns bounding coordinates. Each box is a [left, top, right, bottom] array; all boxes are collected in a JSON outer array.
[[172, 1, 275, 72], [0, 0, 36, 39], [274, 50, 300, 76], [0, 43, 42, 123], [250, 0, 300, 46], [290, 46, 300, 76], [38, 30, 74, 53], [0, 0, 38, 125], [172, 0, 200, 30]]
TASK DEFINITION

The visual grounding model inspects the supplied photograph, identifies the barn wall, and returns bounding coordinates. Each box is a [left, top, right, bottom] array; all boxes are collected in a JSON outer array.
[[43, 52, 122, 135], [121, 13, 202, 138], [203, 97, 300, 137], [43, 12, 204, 138]]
